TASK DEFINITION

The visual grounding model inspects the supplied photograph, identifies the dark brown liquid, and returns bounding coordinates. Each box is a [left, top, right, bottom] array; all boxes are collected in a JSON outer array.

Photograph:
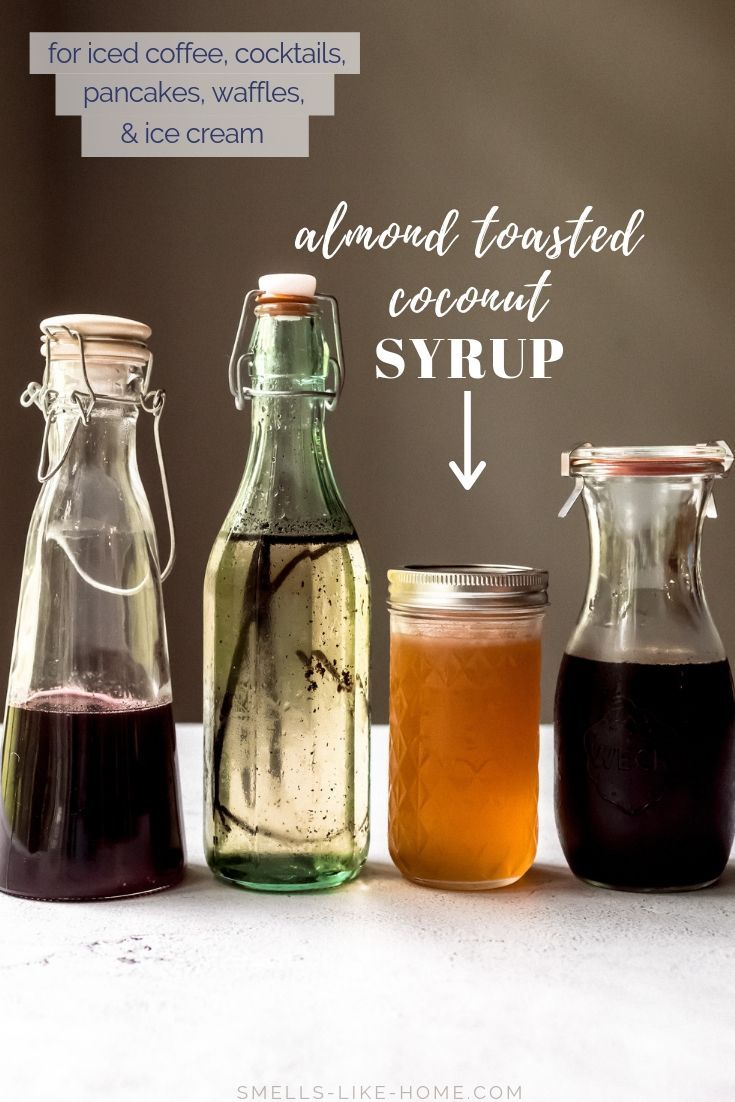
[[555, 655, 735, 890], [0, 695, 185, 900]]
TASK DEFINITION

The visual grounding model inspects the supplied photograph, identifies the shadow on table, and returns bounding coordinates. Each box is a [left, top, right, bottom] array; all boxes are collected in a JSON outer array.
[[156, 856, 735, 903], [361, 859, 575, 894], [711, 863, 735, 895], [169, 858, 576, 897]]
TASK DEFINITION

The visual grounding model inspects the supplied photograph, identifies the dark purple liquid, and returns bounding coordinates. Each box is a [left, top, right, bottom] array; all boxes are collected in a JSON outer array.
[[555, 655, 735, 890], [0, 695, 185, 900]]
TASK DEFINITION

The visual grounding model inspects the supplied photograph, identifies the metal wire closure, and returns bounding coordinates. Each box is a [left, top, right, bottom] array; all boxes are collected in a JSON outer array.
[[140, 383, 176, 582], [21, 325, 97, 482], [322, 293, 345, 413], [21, 325, 176, 585], [228, 289, 345, 411]]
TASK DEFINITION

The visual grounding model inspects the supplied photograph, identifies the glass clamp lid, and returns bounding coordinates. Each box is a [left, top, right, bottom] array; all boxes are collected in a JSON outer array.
[[561, 441, 734, 478], [559, 441, 734, 519], [388, 564, 549, 613], [39, 313, 153, 364]]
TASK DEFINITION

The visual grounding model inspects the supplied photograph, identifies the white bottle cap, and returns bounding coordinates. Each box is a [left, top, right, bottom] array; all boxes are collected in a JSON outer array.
[[258, 273, 317, 298]]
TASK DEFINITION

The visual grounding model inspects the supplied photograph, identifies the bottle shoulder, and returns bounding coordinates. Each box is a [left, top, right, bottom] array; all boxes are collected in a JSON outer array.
[[218, 499, 358, 543], [33, 464, 153, 531], [565, 598, 727, 664]]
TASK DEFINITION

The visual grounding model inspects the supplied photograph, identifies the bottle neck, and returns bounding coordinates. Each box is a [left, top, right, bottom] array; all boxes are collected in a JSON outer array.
[[586, 476, 707, 589], [48, 403, 140, 481], [232, 314, 353, 538], [41, 355, 149, 482], [567, 475, 725, 663], [251, 311, 329, 382], [235, 394, 352, 537]]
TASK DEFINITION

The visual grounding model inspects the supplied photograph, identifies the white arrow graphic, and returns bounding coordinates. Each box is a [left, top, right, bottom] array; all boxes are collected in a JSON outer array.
[[448, 390, 486, 490]]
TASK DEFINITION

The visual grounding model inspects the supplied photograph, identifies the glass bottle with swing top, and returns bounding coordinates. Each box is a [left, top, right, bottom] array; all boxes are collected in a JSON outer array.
[[0, 314, 185, 900], [204, 274, 370, 892]]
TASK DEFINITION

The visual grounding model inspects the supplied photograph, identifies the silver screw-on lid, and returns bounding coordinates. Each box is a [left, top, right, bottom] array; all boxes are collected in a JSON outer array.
[[387, 564, 549, 613]]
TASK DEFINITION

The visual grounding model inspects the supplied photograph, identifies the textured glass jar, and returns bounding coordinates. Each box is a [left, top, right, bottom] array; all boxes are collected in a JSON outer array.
[[204, 275, 370, 892], [388, 565, 548, 890], [0, 315, 184, 900], [555, 442, 735, 891]]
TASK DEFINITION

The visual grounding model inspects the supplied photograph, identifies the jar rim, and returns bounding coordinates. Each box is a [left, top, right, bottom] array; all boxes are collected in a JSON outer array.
[[563, 442, 733, 477], [387, 564, 549, 613]]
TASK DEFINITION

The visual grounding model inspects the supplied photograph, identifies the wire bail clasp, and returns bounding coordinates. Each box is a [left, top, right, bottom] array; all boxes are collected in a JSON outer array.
[[228, 289, 345, 411], [22, 324, 98, 483], [139, 365, 176, 581], [227, 289, 261, 411], [319, 292, 345, 413]]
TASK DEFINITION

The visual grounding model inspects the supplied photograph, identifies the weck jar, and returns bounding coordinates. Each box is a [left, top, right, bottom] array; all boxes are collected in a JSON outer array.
[[388, 564, 549, 890], [555, 442, 735, 892]]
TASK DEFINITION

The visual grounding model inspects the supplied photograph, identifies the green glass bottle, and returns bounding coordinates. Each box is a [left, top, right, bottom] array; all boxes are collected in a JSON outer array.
[[204, 274, 370, 891]]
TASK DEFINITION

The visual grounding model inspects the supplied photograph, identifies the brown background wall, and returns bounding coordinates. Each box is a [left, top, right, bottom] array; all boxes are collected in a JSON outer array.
[[2, 1, 734, 721]]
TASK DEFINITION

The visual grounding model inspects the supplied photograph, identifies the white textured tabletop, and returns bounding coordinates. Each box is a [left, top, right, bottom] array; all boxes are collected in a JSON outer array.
[[1, 725, 733, 1102]]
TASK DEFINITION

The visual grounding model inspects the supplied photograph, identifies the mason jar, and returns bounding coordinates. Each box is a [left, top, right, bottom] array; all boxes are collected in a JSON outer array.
[[387, 565, 549, 890]]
